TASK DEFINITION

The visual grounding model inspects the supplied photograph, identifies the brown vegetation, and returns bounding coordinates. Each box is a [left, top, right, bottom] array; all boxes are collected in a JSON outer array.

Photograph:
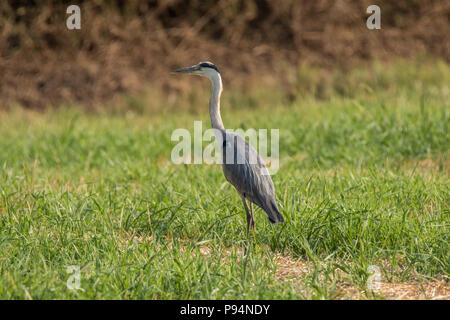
[[0, 0, 449, 108]]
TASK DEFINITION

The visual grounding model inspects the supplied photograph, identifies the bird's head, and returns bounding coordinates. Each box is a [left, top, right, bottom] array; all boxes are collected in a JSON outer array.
[[173, 61, 220, 79]]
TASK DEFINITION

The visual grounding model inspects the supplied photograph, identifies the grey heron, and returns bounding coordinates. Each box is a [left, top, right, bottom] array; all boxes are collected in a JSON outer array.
[[173, 62, 284, 242]]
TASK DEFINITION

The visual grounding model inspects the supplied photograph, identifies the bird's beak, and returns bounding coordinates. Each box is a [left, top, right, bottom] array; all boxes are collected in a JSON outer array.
[[172, 65, 199, 73]]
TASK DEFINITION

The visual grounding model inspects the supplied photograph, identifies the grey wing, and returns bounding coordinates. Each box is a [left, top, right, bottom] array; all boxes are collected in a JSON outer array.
[[221, 132, 284, 223]]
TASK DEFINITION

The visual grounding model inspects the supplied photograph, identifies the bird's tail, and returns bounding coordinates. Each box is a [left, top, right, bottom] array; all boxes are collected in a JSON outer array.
[[264, 199, 284, 224]]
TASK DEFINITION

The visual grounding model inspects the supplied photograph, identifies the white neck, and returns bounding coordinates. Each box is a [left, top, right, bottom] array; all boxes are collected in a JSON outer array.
[[207, 72, 225, 131]]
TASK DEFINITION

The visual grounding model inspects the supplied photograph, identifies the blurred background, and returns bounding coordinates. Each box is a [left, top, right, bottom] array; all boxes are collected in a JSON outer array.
[[0, 0, 449, 109]]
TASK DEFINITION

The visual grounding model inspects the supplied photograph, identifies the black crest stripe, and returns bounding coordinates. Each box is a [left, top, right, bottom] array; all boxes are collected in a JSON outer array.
[[199, 62, 220, 73]]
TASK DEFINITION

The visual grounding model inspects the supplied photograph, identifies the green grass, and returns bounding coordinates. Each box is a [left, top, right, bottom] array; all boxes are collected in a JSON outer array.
[[0, 58, 449, 299]]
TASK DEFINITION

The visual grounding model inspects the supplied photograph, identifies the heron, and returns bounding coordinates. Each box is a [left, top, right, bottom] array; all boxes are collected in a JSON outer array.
[[173, 61, 284, 244]]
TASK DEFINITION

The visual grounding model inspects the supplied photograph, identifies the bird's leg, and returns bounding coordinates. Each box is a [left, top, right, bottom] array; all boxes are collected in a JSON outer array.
[[241, 195, 259, 257], [249, 201, 257, 251], [249, 202, 255, 230], [240, 195, 252, 240], [240, 195, 253, 257]]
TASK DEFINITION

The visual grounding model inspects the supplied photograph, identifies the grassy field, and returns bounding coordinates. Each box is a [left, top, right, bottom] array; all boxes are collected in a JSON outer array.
[[0, 58, 449, 299]]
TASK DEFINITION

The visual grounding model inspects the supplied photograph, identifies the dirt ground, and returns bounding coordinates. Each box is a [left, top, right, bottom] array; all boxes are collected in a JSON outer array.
[[274, 254, 450, 300]]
